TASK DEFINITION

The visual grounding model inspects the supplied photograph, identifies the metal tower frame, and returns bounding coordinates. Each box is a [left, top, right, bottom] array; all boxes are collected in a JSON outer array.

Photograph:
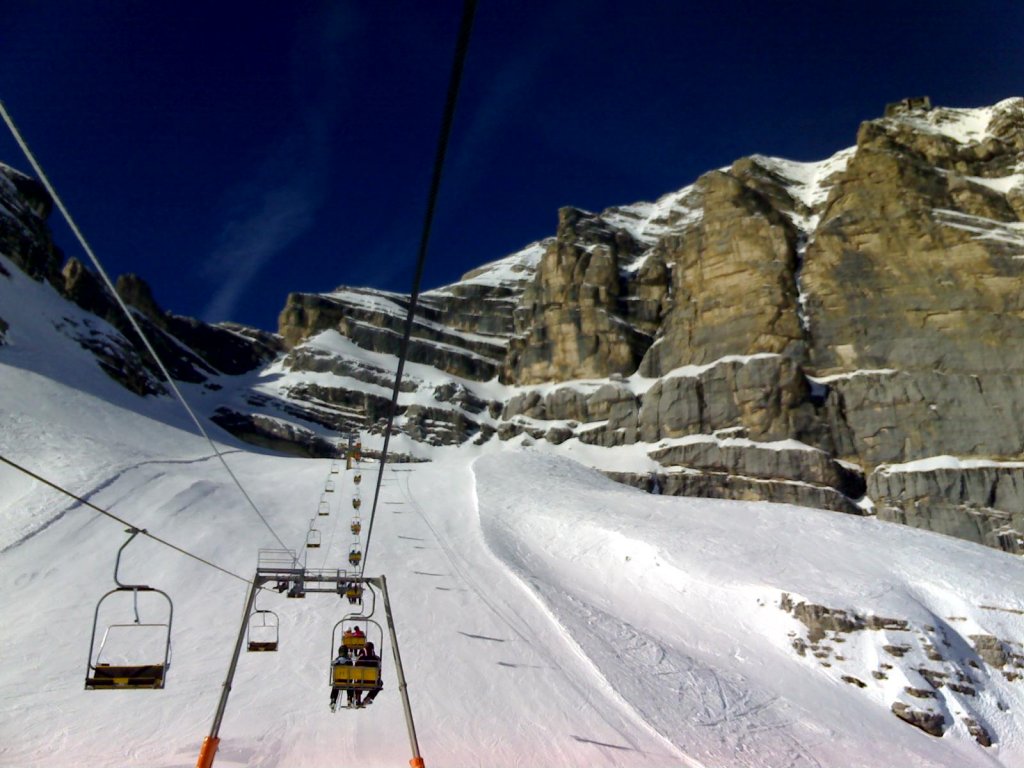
[[196, 549, 424, 768]]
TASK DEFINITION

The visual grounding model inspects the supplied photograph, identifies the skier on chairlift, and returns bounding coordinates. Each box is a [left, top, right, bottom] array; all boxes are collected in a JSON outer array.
[[355, 641, 382, 708], [330, 645, 357, 711]]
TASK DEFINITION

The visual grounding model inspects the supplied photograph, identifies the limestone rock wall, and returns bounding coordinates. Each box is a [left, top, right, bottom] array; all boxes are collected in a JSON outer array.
[[639, 169, 804, 376], [503, 207, 655, 384], [494, 99, 1024, 553]]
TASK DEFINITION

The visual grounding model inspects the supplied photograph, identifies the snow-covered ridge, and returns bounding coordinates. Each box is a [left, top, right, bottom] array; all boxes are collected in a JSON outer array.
[[884, 97, 1024, 145], [877, 454, 1024, 475], [656, 433, 826, 454], [428, 240, 548, 294], [601, 184, 703, 245], [751, 147, 855, 231]]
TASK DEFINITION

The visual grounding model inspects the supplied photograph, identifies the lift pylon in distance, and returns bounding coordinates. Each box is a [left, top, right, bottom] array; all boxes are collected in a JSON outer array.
[[86, 529, 173, 690]]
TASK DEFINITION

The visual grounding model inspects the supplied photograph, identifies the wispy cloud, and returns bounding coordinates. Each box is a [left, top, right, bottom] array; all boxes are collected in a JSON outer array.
[[201, 5, 358, 323], [201, 150, 324, 323]]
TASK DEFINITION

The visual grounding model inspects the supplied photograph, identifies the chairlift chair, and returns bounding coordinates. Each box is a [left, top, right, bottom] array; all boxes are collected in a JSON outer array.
[[307, 528, 322, 549], [325, 480, 335, 493], [348, 548, 362, 566], [350, 517, 362, 535], [344, 583, 363, 605], [353, 473, 362, 485], [352, 496, 362, 511], [318, 500, 330, 516], [330, 611, 384, 709], [246, 609, 280, 652], [330, 464, 339, 475], [85, 529, 173, 690]]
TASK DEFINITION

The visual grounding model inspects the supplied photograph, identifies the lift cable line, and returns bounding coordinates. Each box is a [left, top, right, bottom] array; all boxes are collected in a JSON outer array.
[[361, 0, 477, 579], [0, 99, 291, 556], [0, 453, 251, 586]]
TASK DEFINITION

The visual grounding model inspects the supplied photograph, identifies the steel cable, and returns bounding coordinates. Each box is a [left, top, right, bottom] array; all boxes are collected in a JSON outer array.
[[361, 0, 477, 577], [0, 453, 251, 584], [0, 99, 291, 555]]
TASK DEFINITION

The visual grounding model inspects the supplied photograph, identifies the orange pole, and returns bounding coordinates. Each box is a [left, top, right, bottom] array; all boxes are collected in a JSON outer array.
[[409, 758, 425, 768], [195, 736, 220, 768]]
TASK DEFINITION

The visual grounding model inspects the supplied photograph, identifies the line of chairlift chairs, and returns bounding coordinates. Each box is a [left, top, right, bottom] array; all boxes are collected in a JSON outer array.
[[307, 455, 364, 572], [85, 450, 378, 705]]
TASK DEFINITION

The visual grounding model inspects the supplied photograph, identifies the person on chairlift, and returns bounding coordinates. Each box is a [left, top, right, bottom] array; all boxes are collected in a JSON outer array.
[[355, 641, 382, 707], [330, 645, 357, 711]]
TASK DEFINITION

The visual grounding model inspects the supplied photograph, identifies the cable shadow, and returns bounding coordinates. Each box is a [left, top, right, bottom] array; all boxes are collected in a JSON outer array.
[[571, 735, 634, 751], [458, 631, 506, 642], [497, 660, 549, 670]]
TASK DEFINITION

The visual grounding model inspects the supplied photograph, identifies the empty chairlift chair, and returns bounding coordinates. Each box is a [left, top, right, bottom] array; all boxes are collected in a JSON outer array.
[[325, 480, 336, 493], [85, 529, 173, 690], [318, 498, 330, 516], [246, 609, 279, 652], [307, 526, 322, 549]]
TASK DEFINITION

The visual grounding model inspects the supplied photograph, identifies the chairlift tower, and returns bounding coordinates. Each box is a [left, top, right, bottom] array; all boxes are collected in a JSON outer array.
[[195, 549, 424, 768]]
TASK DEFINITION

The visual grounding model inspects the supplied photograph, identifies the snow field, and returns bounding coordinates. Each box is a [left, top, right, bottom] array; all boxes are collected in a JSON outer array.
[[473, 452, 1024, 767]]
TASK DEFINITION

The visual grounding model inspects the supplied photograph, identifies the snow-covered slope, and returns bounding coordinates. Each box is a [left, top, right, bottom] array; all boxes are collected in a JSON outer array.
[[2, 253, 1023, 767]]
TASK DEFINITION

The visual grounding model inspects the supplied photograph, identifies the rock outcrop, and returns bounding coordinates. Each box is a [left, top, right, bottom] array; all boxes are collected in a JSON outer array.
[[503, 208, 654, 383], [0, 164, 62, 285]]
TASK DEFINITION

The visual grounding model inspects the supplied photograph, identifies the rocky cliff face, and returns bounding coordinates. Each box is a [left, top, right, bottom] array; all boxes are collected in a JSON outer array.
[[0, 162, 281, 397], [495, 97, 1024, 553], [3, 98, 1023, 554]]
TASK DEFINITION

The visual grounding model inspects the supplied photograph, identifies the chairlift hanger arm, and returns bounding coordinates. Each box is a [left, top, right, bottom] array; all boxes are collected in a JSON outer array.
[[114, 528, 151, 589]]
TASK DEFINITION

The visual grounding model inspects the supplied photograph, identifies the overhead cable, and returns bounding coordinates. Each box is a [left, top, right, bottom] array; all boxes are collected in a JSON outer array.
[[0, 100, 291, 554], [361, 0, 478, 576], [0, 453, 251, 585]]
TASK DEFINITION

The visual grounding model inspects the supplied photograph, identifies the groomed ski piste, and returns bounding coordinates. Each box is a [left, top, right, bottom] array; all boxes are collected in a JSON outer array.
[[2, 257, 1024, 768]]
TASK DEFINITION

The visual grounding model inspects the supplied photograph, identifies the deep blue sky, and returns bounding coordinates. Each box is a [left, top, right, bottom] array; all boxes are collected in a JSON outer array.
[[2, 1, 1021, 330]]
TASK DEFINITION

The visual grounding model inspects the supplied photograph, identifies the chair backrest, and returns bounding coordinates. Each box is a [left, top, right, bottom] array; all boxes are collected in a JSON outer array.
[[333, 663, 379, 687]]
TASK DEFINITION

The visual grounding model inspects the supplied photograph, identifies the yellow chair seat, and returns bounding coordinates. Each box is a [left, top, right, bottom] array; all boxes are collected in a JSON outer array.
[[86, 664, 165, 689], [333, 663, 380, 689]]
